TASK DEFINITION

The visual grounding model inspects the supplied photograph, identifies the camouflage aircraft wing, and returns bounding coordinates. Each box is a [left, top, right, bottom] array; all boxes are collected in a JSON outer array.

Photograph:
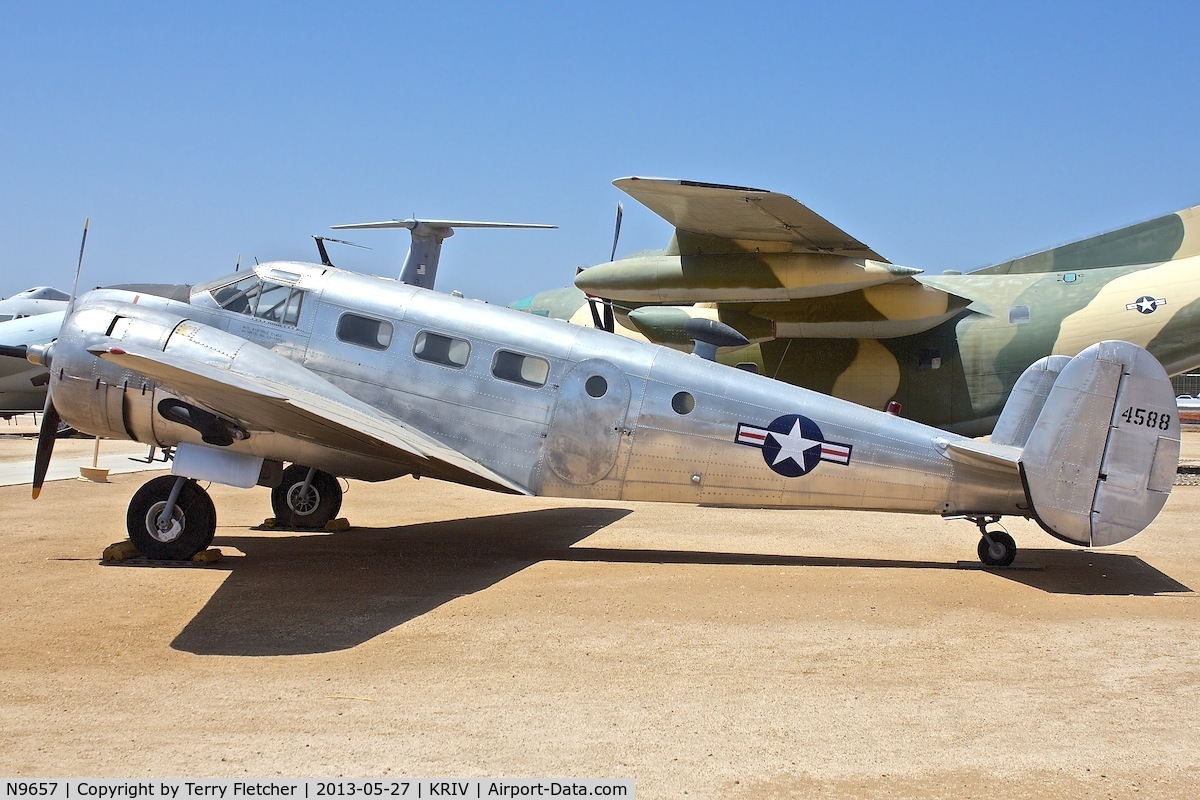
[[90, 343, 530, 495], [614, 177, 887, 260]]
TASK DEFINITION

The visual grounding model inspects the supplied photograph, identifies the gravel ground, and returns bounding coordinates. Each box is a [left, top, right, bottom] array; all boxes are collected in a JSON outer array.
[[0, 434, 1197, 799]]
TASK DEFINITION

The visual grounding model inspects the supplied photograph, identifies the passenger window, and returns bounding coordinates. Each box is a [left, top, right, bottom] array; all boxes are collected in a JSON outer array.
[[672, 391, 695, 414], [585, 375, 608, 397], [493, 350, 549, 387], [337, 313, 393, 350], [414, 331, 470, 368]]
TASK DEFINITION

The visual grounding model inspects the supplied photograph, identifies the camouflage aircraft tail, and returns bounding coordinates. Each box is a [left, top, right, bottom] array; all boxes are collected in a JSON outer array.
[[978, 204, 1200, 275], [943, 341, 1179, 546]]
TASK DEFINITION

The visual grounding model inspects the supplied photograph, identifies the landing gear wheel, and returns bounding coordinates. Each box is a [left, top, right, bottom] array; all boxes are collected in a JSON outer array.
[[126, 475, 216, 560], [977, 530, 1017, 567], [271, 465, 342, 529]]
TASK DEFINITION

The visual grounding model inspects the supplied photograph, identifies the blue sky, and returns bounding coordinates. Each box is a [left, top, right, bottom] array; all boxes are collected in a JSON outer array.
[[3, 1, 1198, 303]]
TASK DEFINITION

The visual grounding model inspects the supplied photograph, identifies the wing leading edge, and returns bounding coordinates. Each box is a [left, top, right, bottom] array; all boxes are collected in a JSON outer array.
[[91, 343, 530, 496]]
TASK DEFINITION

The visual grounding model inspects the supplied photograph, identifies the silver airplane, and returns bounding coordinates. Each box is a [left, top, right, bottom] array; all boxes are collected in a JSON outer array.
[[0, 289, 68, 415], [0, 286, 69, 322], [17, 224, 1181, 569]]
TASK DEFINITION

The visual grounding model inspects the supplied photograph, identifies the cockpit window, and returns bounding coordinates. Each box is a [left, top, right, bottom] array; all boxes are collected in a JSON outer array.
[[0, 314, 12, 323], [211, 276, 304, 326]]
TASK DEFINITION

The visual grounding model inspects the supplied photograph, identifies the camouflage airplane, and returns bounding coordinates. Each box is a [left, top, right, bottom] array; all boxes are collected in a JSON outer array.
[[513, 178, 1200, 435]]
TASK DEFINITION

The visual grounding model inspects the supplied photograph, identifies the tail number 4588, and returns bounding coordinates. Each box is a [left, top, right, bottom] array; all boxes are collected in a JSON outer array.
[[1121, 406, 1172, 429]]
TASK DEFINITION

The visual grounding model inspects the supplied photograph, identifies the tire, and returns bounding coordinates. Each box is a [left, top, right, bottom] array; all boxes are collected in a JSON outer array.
[[977, 530, 1017, 567], [126, 476, 216, 560], [270, 465, 342, 529]]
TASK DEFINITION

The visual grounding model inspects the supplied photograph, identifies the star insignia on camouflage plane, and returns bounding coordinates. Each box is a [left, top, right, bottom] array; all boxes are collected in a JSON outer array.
[[735, 414, 852, 477], [1127, 295, 1167, 314]]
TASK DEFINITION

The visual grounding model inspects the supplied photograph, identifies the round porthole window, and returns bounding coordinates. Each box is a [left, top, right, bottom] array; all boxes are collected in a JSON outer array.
[[671, 391, 695, 414], [585, 375, 608, 398]]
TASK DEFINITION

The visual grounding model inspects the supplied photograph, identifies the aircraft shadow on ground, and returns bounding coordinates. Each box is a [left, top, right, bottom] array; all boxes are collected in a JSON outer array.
[[169, 510, 1192, 657]]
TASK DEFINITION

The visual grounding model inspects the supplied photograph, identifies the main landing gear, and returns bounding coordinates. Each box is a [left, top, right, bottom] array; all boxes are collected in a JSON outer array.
[[270, 464, 343, 529], [126, 475, 216, 560], [969, 515, 1017, 567], [122, 463, 344, 561]]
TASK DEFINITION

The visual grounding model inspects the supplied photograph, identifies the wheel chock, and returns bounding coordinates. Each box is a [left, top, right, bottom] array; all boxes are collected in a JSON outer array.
[[102, 540, 141, 561], [191, 548, 223, 564], [254, 517, 348, 531]]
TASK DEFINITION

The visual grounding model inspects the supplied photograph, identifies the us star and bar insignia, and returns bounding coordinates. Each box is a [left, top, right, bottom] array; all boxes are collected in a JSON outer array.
[[735, 414, 853, 478], [1126, 295, 1167, 314]]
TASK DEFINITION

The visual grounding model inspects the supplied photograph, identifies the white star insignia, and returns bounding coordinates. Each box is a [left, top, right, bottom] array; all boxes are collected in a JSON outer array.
[[769, 419, 822, 470], [1137, 297, 1157, 313]]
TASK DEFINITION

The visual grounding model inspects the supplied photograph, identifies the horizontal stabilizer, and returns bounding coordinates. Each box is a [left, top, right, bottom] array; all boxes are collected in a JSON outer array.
[[330, 219, 555, 290], [938, 438, 1021, 477], [331, 219, 556, 231]]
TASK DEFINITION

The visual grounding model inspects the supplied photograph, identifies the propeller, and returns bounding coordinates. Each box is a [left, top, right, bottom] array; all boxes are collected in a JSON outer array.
[[31, 218, 88, 499], [585, 203, 623, 333], [609, 202, 623, 263]]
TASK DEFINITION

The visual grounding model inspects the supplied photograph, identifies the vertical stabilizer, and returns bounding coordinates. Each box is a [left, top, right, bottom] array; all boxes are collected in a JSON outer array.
[[991, 355, 1071, 449], [1019, 341, 1179, 546]]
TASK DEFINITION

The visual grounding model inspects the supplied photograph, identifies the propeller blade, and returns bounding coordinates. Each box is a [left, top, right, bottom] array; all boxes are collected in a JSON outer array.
[[32, 217, 90, 498], [609, 203, 623, 263], [31, 395, 60, 499], [588, 296, 605, 330], [66, 218, 89, 317], [0, 344, 28, 359]]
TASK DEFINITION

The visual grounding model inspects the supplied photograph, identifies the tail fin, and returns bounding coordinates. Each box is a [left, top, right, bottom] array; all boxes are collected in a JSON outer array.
[[1017, 341, 1180, 546]]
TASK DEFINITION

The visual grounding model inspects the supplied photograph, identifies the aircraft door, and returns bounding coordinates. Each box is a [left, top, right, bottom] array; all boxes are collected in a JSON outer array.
[[545, 359, 631, 485]]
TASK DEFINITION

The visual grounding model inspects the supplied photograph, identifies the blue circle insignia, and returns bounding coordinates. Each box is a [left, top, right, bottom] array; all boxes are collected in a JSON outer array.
[[760, 414, 825, 477], [1133, 295, 1159, 314]]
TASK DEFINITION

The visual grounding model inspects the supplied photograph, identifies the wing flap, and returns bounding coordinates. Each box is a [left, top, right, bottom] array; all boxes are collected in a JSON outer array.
[[91, 344, 530, 495]]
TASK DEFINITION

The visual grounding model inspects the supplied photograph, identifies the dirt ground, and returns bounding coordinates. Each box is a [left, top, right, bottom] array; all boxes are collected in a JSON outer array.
[[0, 433, 1197, 799]]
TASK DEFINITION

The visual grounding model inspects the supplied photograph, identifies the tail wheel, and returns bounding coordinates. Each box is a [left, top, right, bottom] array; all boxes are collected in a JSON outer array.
[[977, 530, 1017, 567], [271, 465, 342, 529], [126, 475, 216, 560]]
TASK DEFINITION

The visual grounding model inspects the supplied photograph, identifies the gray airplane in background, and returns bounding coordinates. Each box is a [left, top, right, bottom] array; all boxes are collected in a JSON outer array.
[[0, 288, 68, 415]]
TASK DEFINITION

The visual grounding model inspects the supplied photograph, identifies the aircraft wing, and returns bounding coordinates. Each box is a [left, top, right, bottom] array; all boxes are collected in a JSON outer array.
[[614, 177, 887, 260], [90, 343, 530, 495]]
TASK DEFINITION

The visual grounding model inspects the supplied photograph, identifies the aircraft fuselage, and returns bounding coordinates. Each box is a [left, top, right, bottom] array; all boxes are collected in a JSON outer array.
[[49, 262, 1025, 518]]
